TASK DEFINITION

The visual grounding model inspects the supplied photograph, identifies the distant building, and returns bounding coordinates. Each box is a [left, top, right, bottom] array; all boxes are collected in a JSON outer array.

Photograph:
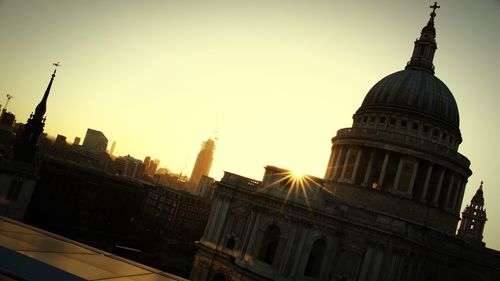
[[156, 167, 170, 175], [154, 172, 189, 191], [143, 185, 211, 242], [82, 128, 108, 152], [72, 136, 81, 146], [0, 111, 15, 127], [143, 156, 152, 174], [109, 140, 116, 156], [189, 138, 215, 191], [148, 160, 158, 175], [50, 134, 69, 158], [112, 154, 145, 178], [195, 175, 217, 199], [0, 112, 15, 154], [21, 155, 211, 277]]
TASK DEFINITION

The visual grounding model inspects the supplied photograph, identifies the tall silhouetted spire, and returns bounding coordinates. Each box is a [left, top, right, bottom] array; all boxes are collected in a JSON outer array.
[[457, 181, 487, 246], [14, 63, 60, 163], [33, 65, 58, 121], [405, 2, 440, 74]]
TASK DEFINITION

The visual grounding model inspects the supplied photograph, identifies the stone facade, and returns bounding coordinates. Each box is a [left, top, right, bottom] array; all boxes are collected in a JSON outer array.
[[191, 168, 499, 281]]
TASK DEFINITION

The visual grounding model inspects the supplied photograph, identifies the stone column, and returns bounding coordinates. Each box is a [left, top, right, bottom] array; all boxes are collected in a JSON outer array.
[[420, 163, 433, 201], [386, 251, 399, 280], [351, 148, 363, 183], [455, 180, 467, 213], [377, 152, 390, 187], [244, 212, 262, 261], [392, 157, 404, 191], [408, 160, 419, 195], [444, 174, 455, 209], [325, 147, 337, 179], [340, 147, 352, 180], [368, 249, 384, 281], [239, 211, 256, 257], [358, 247, 374, 281], [278, 225, 296, 275], [362, 148, 376, 187], [432, 168, 446, 206], [203, 196, 223, 243], [289, 228, 310, 277], [333, 146, 345, 180], [213, 199, 231, 246], [450, 178, 462, 211]]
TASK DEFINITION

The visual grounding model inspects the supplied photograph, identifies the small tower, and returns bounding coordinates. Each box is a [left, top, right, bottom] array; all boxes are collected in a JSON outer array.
[[457, 181, 487, 246], [405, 2, 440, 74], [13, 63, 59, 163]]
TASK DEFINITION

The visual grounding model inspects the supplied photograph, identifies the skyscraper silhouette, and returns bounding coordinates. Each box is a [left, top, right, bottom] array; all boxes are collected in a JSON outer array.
[[82, 128, 108, 152], [189, 138, 215, 191]]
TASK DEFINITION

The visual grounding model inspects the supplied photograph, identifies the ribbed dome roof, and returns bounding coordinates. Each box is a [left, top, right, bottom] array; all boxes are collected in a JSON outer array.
[[358, 69, 459, 128]]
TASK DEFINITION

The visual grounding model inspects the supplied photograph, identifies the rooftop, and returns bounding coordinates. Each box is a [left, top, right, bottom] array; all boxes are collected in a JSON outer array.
[[0, 216, 187, 281]]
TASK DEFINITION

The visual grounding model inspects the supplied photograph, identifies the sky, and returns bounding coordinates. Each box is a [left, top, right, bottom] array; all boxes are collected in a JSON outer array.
[[1, 0, 499, 250]]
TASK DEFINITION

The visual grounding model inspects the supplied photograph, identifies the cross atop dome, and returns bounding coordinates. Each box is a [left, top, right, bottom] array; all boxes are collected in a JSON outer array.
[[430, 2, 440, 16], [428, 2, 440, 25]]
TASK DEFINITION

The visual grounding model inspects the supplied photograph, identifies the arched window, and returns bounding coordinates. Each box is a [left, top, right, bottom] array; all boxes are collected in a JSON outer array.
[[304, 239, 326, 277], [212, 273, 227, 281], [226, 236, 236, 250], [257, 224, 280, 264]]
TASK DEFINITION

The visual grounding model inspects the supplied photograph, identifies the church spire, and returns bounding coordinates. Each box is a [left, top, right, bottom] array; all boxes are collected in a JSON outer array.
[[13, 63, 60, 163], [457, 181, 487, 247], [405, 2, 440, 74], [33, 63, 59, 121]]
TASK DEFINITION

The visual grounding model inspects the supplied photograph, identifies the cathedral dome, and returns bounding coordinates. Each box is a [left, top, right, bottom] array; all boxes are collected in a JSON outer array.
[[358, 69, 459, 128]]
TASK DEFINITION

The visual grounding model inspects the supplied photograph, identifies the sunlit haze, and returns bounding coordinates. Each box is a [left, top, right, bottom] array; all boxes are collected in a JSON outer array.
[[1, 0, 499, 249]]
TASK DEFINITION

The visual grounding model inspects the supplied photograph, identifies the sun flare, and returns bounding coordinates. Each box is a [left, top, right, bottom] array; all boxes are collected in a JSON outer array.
[[291, 170, 306, 180]]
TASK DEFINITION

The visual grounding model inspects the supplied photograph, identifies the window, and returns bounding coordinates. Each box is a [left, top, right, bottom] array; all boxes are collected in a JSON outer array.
[[212, 273, 227, 281], [390, 118, 396, 126], [379, 116, 386, 124], [304, 239, 326, 278], [370, 116, 376, 123], [401, 120, 408, 128], [257, 224, 281, 264], [423, 125, 429, 133], [226, 237, 236, 250], [412, 122, 419, 130]]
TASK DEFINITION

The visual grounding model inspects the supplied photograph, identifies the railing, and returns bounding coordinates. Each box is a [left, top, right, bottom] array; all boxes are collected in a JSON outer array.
[[221, 172, 261, 188], [335, 127, 470, 167]]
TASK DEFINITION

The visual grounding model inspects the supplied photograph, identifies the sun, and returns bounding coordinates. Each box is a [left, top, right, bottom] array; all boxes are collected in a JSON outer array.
[[291, 170, 306, 180]]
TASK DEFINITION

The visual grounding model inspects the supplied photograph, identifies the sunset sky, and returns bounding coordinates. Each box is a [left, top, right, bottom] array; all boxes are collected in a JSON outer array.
[[1, 0, 499, 250]]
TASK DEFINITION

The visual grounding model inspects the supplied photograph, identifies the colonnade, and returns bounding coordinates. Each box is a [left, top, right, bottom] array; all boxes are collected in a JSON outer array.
[[325, 144, 466, 213]]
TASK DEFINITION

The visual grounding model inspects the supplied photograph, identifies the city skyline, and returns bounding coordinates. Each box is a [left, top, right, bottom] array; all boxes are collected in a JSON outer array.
[[1, 0, 499, 250]]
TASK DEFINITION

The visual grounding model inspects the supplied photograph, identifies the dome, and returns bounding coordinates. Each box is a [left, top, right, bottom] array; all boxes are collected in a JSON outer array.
[[358, 69, 459, 128]]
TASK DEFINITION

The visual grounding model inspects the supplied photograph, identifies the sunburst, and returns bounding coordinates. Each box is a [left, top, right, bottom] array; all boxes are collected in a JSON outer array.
[[258, 169, 323, 211]]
